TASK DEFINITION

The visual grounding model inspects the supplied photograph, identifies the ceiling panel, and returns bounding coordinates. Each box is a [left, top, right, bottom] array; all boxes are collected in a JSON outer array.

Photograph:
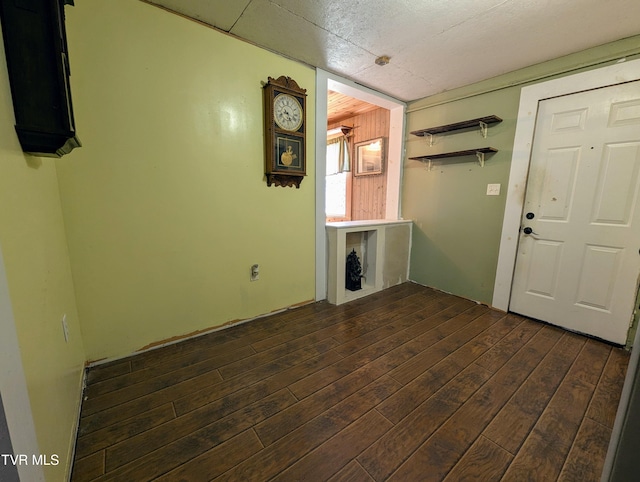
[[145, 0, 640, 101], [147, 0, 251, 30], [327, 91, 380, 125]]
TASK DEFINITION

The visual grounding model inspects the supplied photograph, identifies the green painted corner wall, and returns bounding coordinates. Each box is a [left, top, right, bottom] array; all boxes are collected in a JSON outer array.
[[403, 36, 640, 305], [61, 0, 316, 361], [403, 89, 518, 304], [0, 30, 86, 482]]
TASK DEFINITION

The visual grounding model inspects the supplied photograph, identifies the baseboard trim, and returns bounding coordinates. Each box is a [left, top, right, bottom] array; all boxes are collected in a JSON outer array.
[[85, 299, 316, 368]]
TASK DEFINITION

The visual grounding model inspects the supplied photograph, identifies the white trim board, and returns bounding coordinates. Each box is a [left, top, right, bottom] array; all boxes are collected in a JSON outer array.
[[0, 246, 45, 481], [492, 58, 640, 311]]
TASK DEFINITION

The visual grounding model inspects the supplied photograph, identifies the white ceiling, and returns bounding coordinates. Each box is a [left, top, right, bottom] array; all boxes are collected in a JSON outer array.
[[145, 0, 640, 102]]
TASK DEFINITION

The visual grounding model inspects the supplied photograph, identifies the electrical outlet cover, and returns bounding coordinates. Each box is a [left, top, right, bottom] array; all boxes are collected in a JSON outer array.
[[250, 264, 260, 281]]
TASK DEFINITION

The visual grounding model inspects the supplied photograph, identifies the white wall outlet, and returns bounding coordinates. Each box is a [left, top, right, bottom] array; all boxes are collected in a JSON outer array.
[[250, 264, 259, 281], [487, 183, 501, 196], [62, 314, 69, 343]]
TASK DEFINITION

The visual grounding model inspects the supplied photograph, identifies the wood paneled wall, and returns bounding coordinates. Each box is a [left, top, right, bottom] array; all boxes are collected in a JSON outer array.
[[329, 107, 390, 221]]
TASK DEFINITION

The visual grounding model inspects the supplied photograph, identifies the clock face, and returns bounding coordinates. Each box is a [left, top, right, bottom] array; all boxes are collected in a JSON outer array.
[[274, 93, 303, 132]]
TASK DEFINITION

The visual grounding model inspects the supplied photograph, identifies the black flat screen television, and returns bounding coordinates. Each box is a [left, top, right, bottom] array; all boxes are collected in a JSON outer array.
[[0, 0, 80, 157]]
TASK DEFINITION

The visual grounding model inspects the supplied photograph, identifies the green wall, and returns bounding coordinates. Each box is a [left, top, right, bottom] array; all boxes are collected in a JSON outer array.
[[404, 89, 518, 303], [0, 29, 86, 482], [61, 0, 316, 361], [403, 35, 640, 305]]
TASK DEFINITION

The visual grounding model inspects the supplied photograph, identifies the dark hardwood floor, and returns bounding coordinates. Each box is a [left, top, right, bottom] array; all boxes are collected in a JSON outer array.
[[71, 283, 630, 481]]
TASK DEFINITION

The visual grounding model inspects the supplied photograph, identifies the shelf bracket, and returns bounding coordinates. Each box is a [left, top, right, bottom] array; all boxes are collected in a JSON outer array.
[[419, 158, 433, 171], [479, 120, 488, 138], [476, 151, 485, 167], [426, 133, 434, 147]]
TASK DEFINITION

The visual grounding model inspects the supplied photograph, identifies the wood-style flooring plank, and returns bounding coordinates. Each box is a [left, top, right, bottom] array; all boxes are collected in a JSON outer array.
[[71, 451, 104, 482], [240, 291, 432, 370], [327, 460, 375, 482], [567, 338, 612, 386], [254, 303, 492, 448], [173, 340, 343, 416], [86, 360, 131, 384], [242, 298, 384, 355], [78, 368, 224, 436], [270, 409, 392, 482], [357, 363, 493, 481], [286, 300, 479, 401], [558, 418, 612, 482], [346, 304, 488, 398], [154, 429, 264, 481], [482, 332, 586, 454], [102, 389, 295, 477], [387, 325, 564, 482], [129, 284, 412, 373], [213, 376, 402, 482], [255, 360, 387, 447], [218, 328, 342, 380], [474, 317, 542, 373], [82, 336, 341, 437], [104, 359, 332, 470], [75, 403, 175, 459], [87, 338, 254, 397], [329, 294, 445, 357], [378, 310, 512, 424], [127, 300, 333, 371], [385, 302, 489, 386], [83, 349, 248, 415], [587, 347, 629, 428], [500, 336, 612, 481], [442, 435, 512, 482], [70, 284, 630, 482]]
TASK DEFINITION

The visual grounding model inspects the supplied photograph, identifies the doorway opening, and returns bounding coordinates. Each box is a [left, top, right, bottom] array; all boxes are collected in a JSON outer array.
[[326, 91, 387, 222], [315, 70, 406, 301]]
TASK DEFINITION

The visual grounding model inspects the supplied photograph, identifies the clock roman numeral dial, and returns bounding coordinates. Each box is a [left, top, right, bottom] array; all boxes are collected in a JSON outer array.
[[274, 93, 303, 131]]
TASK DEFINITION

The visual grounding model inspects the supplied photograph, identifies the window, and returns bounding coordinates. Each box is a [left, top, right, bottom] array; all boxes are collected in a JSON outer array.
[[325, 135, 351, 221]]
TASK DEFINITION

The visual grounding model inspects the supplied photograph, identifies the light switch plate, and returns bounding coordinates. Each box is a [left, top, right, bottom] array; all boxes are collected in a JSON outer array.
[[487, 183, 501, 196]]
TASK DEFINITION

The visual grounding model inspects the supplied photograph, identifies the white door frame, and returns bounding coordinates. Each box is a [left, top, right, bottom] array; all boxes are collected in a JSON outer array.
[[492, 58, 640, 311], [0, 246, 45, 481], [315, 69, 406, 301]]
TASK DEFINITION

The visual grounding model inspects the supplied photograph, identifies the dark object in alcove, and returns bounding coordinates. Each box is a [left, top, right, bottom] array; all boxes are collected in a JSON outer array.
[[345, 249, 363, 291], [0, 0, 81, 157]]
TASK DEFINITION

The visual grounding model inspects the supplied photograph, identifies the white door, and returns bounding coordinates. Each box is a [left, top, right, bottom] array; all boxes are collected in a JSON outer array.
[[510, 81, 640, 344]]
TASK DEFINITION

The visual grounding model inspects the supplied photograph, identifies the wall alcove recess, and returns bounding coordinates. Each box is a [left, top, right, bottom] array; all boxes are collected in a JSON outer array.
[[409, 115, 501, 168], [326, 220, 412, 305]]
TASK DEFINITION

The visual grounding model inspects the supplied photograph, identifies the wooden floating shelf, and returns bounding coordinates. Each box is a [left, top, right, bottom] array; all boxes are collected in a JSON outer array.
[[409, 147, 498, 168], [409, 147, 498, 161], [410, 115, 502, 137]]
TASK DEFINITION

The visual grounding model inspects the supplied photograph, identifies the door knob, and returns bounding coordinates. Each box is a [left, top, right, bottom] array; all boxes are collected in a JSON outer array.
[[523, 227, 538, 235]]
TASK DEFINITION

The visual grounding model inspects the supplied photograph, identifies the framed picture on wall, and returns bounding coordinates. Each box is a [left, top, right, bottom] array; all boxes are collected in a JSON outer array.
[[354, 137, 385, 176]]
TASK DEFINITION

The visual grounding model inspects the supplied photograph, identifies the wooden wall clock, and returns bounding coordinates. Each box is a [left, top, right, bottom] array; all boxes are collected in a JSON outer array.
[[263, 76, 307, 188]]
